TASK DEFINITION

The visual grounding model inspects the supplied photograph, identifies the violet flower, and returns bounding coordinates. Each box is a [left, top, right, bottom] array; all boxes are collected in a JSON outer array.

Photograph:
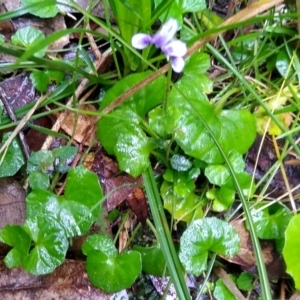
[[131, 18, 187, 73]]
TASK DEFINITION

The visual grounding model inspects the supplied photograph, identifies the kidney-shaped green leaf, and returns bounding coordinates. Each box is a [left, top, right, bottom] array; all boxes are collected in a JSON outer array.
[[0, 225, 31, 268], [98, 71, 166, 177], [248, 203, 292, 239], [168, 81, 256, 164], [82, 234, 118, 257], [11, 26, 47, 57], [64, 165, 103, 219], [26, 189, 94, 238], [86, 249, 142, 293], [22, 216, 68, 275], [132, 244, 168, 276], [282, 213, 300, 290], [0, 132, 25, 177], [21, 0, 59, 18], [179, 217, 240, 275]]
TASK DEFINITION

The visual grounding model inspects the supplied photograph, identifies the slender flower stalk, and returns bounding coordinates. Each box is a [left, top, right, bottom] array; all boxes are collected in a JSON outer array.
[[131, 18, 187, 73]]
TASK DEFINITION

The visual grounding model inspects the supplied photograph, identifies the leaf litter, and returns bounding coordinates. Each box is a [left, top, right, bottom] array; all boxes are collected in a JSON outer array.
[[0, 0, 299, 299]]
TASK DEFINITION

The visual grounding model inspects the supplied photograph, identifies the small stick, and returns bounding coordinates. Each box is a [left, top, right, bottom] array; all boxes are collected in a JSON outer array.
[[0, 93, 50, 160], [214, 266, 247, 300]]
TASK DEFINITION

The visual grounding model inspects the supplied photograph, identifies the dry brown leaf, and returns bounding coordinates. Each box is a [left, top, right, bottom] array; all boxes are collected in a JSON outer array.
[[91, 151, 143, 211], [58, 104, 97, 146], [228, 220, 285, 279], [0, 74, 36, 111], [0, 259, 111, 299], [127, 187, 148, 224], [0, 177, 25, 229], [0, 178, 25, 255]]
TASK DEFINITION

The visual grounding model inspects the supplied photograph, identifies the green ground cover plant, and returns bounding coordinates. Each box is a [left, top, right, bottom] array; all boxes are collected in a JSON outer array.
[[0, 0, 300, 299]]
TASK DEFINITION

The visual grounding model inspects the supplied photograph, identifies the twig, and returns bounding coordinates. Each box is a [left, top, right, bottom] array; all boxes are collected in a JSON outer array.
[[214, 266, 247, 300], [0, 93, 50, 160]]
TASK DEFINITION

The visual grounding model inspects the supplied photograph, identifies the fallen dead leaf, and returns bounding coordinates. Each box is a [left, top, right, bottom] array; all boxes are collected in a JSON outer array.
[[0, 74, 36, 111], [0, 177, 26, 256], [57, 104, 97, 146], [227, 219, 286, 280], [25, 116, 53, 151], [0, 177, 25, 229], [127, 187, 148, 224], [0, 259, 111, 299], [91, 151, 143, 211]]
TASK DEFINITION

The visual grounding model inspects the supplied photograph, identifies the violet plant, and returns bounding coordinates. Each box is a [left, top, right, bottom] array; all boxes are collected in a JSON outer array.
[[131, 18, 187, 73]]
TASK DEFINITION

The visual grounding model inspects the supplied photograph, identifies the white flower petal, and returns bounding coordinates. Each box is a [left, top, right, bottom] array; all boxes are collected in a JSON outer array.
[[171, 56, 185, 73], [131, 33, 152, 49], [161, 40, 187, 57], [152, 18, 178, 48]]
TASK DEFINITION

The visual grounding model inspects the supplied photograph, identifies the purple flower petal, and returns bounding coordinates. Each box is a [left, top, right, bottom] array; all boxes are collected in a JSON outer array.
[[152, 18, 178, 48], [131, 33, 153, 49], [161, 40, 187, 58], [171, 56, 185, 73]]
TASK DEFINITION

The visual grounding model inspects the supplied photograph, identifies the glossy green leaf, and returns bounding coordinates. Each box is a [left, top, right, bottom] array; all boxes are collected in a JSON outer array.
[[132, 245, 167, 276], [52, 146, 77, 160], [82, 234, 118, 257], [225, 172, 256, 198], [22, 216, 68, 275], [205, 151, 245, 186], [169, 62, 256, 164], [98, 72, 166, 177], [161, 181, 203, 222], [154, 0, 182, 27], [148, 106, 177, 138], [30, 70, 50, 92], [0, 225, 31, 268], [0, 132, 25, 177], [26, 189, 94, 238], [179, 217, 240, 275], [206, 186, 235, 212], [11, 26, 47, 57], [205, 164, 230, 186], [282, 213, 300, 290], [176, 52, 212, 94], [27, 149, 54, 173], [181, 0, 206, 13], [276, 49, 292, 78], [248, 203, 292, 239], [86, 249, 142, 293], [168, 94, 221, 163], [21, 0, 59, 18], [64, 165, 103, 219], [46, 69, 65, 84], [213, 277, 236, 300], [220, 110, 256, 155], [170, 154, 192, 171], [237, 272, 254, 291], [28, 171, 50, 190]]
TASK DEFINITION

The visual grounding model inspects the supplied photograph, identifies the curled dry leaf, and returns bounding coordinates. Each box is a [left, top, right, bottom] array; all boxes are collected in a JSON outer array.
[[91, 151, 144, 212], [227, 219, 285, 280], [57, 104, 97, 146], [127, 187, 148, 224]]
